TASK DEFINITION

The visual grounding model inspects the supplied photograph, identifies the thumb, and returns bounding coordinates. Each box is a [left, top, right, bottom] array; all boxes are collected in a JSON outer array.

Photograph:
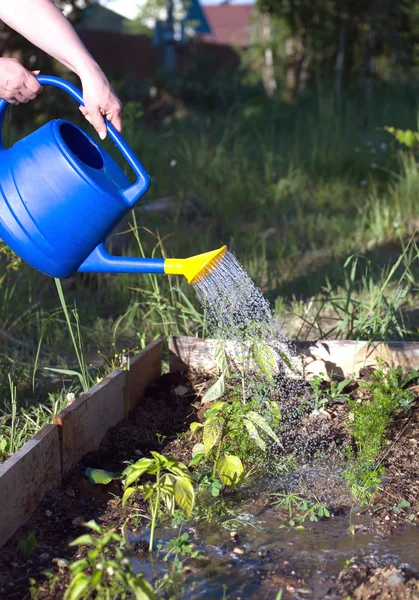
[[31, 70, 40, 76]]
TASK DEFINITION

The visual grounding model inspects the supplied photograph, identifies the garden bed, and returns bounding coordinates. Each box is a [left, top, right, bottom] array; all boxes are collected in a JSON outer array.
[[0, 338, 418, 599]]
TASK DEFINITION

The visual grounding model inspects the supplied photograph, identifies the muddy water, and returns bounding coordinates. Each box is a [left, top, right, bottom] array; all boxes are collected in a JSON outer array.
[[131, 499, 419, 600]]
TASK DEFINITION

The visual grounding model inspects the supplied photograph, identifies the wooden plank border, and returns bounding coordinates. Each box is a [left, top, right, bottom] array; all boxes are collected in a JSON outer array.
[[0, 340, 162, 548], [169, 337, 419, 379], [0, 424, 61, 549]]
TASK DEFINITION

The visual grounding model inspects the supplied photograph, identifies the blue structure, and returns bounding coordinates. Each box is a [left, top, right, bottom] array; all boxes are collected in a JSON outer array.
[[0, 76, 169, 278]]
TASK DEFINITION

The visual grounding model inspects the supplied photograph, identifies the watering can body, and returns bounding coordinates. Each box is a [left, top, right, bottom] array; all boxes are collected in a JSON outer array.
[[0, 76, 165, 278]]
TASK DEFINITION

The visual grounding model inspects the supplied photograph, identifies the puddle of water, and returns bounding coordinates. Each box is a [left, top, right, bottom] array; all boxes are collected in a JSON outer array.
[[132, 501, 419, 600]]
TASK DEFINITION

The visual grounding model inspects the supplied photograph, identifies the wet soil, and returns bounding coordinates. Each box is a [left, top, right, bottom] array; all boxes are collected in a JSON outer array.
[[0, 368, 418, 600]]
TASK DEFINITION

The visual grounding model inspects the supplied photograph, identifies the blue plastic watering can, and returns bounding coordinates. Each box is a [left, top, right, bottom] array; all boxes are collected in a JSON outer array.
[[0, 76, 226, 283]]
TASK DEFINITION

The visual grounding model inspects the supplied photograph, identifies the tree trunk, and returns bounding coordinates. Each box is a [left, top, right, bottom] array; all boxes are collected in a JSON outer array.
[[260, 13, 277, 98], [334, 13, 347, 92], [365, 0, 380, 102], [295, 27, 308, 91]]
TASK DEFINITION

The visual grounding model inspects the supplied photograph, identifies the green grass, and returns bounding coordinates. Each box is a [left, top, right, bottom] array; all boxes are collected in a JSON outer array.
[[0, 82, 418, 457]]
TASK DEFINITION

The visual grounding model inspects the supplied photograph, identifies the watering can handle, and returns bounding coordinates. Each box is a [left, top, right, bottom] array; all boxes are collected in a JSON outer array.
[[0, 75, 150, 207]]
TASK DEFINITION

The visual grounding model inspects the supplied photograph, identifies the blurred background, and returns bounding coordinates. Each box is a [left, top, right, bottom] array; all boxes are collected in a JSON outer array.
[[0, 0, 418, 453]]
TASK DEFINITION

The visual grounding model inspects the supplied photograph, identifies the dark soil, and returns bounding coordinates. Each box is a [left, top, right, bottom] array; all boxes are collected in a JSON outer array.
[[0, 367, 418, 600]]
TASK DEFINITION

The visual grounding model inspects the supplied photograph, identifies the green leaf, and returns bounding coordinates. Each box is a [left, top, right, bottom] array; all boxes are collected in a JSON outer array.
[[84, 520, 102, 534], [201, 372, 226, 404], [85, 468, 121, 485], [192, 442, 205, 457], [123, 458, 154, 487], [122, 486, 137, 508], [63, 572, 91, 600], [217, 454, 244, 486], [69, 534, 94, 547], [190, 422, 203, 433], [251, 341, 277, 384], [243, 418, 266, 451], [174, 476, 195, 517], [69, 558, 89, 574], [247, 411, 281, 444], [129, 576, 156, 600], [203, 417, 224, 454], [267, 400, 281, 422]]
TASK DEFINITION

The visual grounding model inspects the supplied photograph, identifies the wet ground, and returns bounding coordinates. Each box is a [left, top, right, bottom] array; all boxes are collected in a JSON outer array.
[[0, 368, 418, 599]]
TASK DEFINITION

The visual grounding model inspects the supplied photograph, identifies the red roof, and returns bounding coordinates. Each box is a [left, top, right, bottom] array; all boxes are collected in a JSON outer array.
[[199, 5, 254, 47]]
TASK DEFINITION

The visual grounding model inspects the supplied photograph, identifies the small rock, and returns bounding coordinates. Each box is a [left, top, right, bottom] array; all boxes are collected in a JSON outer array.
[[72, 516, 84, 526], [174, 385, 188, 396], [39, 553, 49, 561], [45, 510, 53, 517], [182, 565, 196, 575], [230, 531, 239, 540], [52, 558, 69, 569], [384, 515, 390, 521], [65, 488, 75, 498], [66, 393, 76, 405], [134, 449, 142, 456], [258, 548, 268, 557], [296, 589, 311, 596], [388, 572, 405, 586], [232, 547, 244, 555]]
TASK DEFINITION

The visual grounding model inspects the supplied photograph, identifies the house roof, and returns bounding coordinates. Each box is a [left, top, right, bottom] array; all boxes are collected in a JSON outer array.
[[199, 4, 255, 47]]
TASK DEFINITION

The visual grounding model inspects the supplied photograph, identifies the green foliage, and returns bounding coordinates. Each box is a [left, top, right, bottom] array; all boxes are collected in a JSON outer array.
[[18, 532, 38, 558], [190, 393, 281, 486], [85, 468, 121, 485], [385, 127, 419, 149], [344, 363, 418, 505], [122, 451, 195, 551], [270, 492, 330, 529], [310, 373, 351, 411], [64, 521, 155, 600]]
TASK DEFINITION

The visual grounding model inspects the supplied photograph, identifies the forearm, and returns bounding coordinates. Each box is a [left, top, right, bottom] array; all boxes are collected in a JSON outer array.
[[0, 0, 101, 78]]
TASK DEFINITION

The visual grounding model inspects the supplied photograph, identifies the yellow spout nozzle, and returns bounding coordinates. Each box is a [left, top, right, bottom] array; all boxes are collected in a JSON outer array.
[[164, 245, 227, 284]]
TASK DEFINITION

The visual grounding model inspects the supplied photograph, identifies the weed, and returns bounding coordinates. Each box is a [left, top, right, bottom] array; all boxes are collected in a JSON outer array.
[[310, 372, 351, 411], [270, 492, 330, 529]]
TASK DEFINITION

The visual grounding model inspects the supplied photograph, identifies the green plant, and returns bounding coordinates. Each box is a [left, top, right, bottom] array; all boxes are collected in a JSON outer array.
[[18, 531, 38, 558], [158, 530, 203, 574], [64, 521, 155, 600], [384, 126, 419, 149], [344, 363, 418, 505], [270, 492, 330, 529], [122, 451, 195, 552], [190, 395, 280, 488], [310, 372, 351, 410]]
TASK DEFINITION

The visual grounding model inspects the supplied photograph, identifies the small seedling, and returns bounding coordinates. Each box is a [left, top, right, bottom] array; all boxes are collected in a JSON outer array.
[[18, 531, 38, 559]]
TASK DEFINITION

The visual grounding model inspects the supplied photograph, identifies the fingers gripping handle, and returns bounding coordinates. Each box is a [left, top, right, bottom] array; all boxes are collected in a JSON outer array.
[[0, 75, 150, 206]]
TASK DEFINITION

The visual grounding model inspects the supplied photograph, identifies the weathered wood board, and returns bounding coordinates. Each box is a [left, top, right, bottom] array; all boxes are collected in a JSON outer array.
[[54, 339, 162, 479], [0, 340, 162, 548], [169, 337, 419, 379], [126, 340, 162, 412], [54, 369, 126, 479], [0, 424, 61, 548]]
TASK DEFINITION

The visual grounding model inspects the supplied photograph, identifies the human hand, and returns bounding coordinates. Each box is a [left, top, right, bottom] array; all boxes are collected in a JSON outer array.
[[0, 58, 42, 104], [78, 66, 122, 140]]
